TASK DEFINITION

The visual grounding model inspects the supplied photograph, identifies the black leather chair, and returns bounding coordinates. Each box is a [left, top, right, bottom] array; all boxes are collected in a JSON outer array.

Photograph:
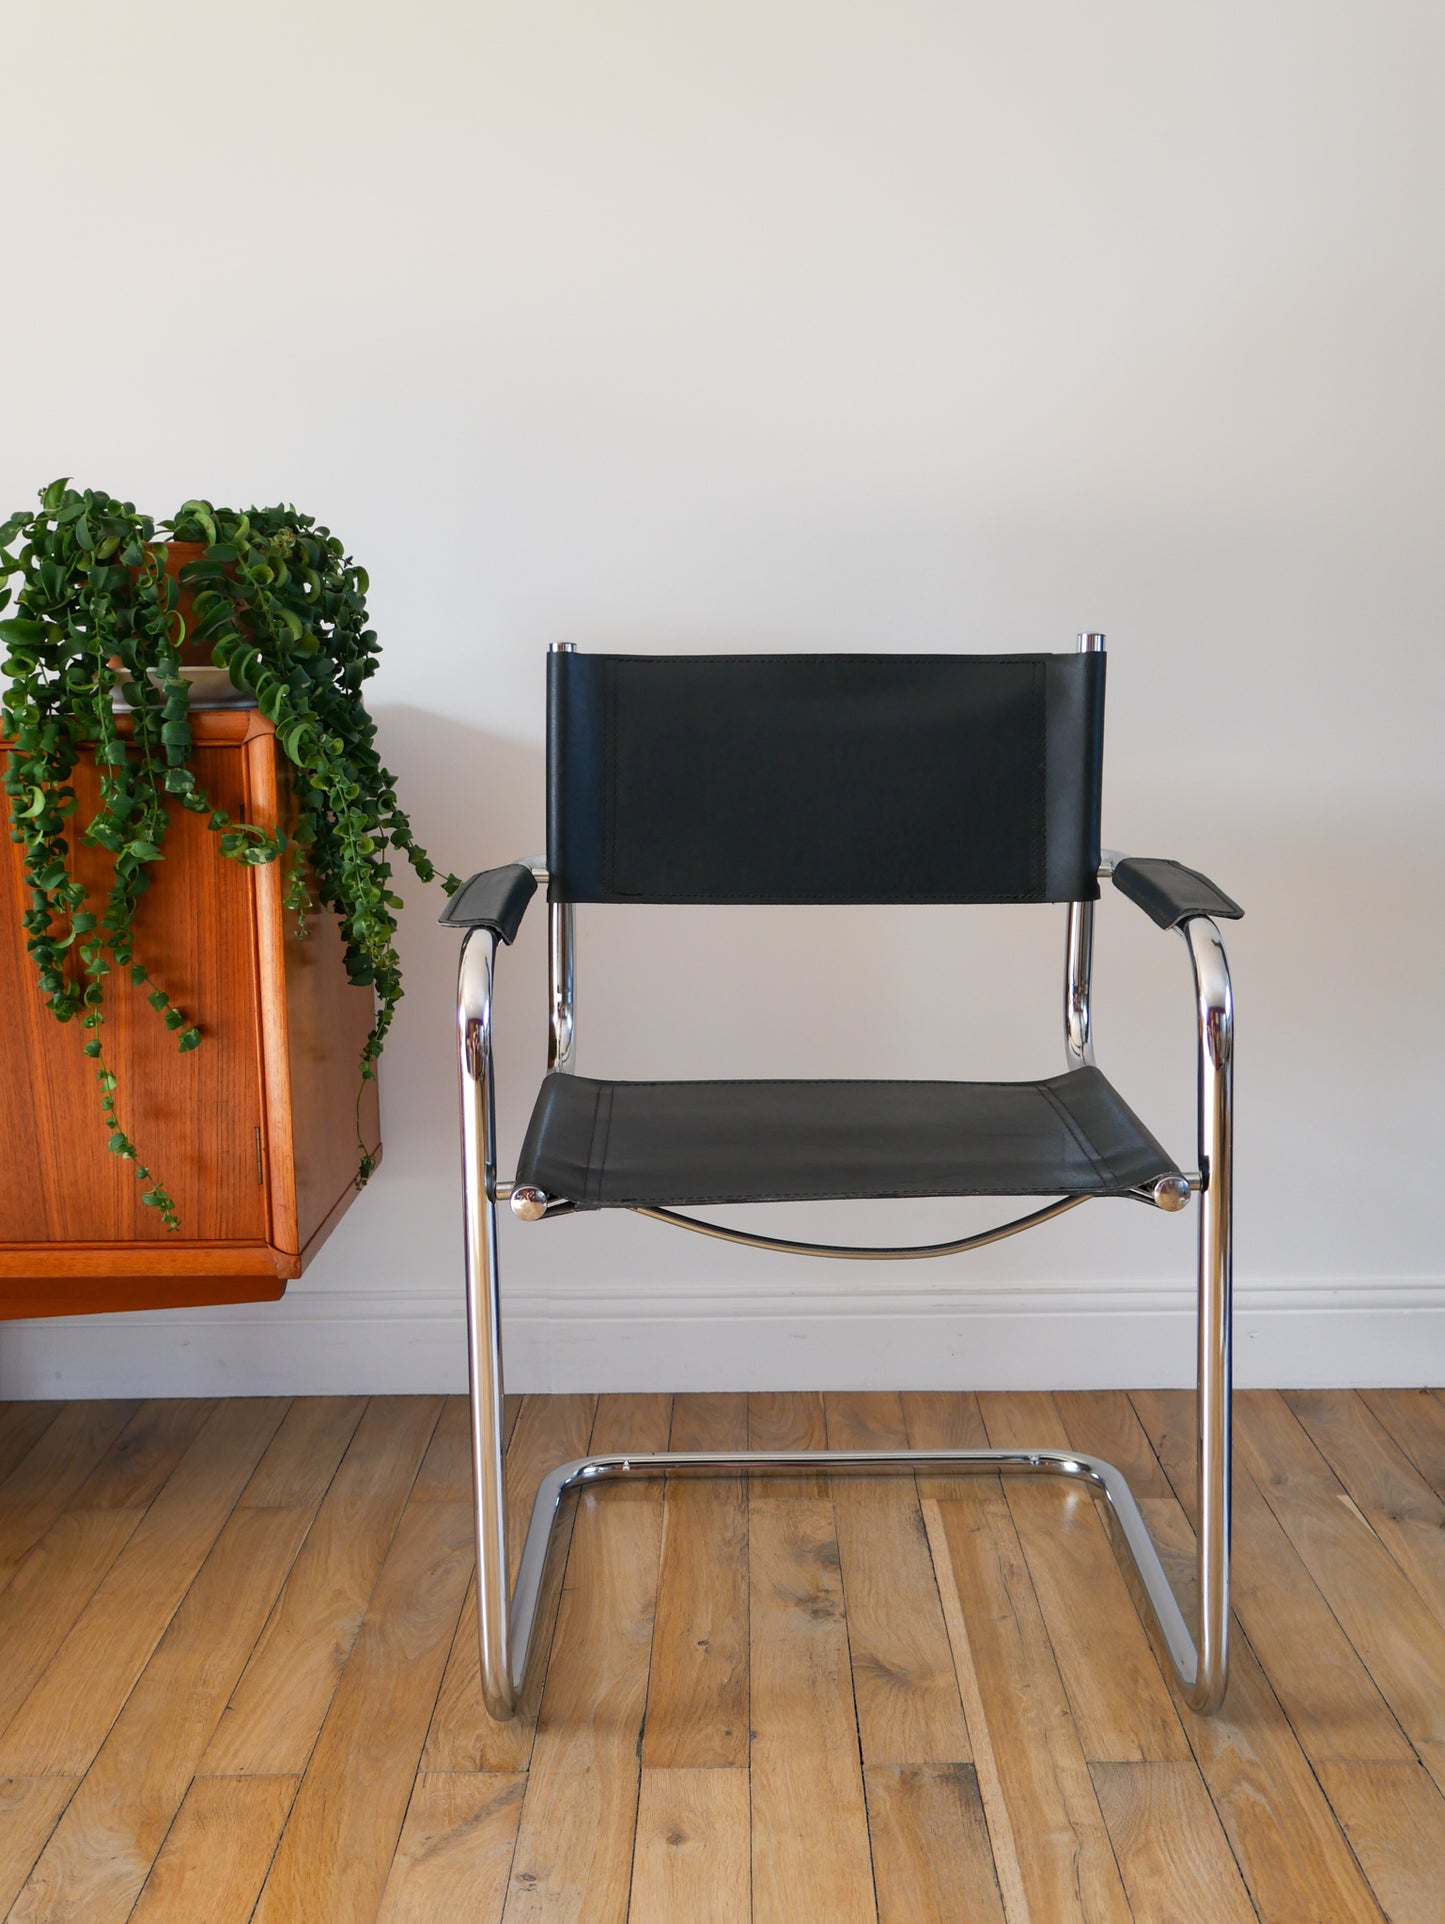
[[443, 635, 1241, 1720]]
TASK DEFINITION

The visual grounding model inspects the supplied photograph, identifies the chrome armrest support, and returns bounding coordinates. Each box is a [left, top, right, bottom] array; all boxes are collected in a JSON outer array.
[[1064, 898, 1096, 1069]]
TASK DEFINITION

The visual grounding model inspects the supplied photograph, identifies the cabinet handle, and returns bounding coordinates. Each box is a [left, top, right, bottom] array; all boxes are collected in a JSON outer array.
[[254, 1126, 265, 1186]]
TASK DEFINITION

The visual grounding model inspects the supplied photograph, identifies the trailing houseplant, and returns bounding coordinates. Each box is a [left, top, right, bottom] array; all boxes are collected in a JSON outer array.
[[0, 479, 457, 1228]]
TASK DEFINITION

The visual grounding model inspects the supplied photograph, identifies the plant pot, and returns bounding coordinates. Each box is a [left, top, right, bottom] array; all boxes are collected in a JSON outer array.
[[153, 540, 213, 666], [114, 542, 254, 707]]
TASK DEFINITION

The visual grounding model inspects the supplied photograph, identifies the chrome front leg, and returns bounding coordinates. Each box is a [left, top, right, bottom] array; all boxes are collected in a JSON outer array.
[[1184, 915, 1233, 1711], [457, 929, 516, 1720]]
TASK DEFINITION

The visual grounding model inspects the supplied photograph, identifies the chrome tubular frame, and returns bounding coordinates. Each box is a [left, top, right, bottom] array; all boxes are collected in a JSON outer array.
[[453, 905, 1235, 1720], [454, 618, 1234, 1720], [630, 1194, 1089, 1260]]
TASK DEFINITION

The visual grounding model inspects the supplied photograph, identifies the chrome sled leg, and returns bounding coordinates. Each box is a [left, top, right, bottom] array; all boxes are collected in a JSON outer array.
[[457, 924, 1233, 1722]]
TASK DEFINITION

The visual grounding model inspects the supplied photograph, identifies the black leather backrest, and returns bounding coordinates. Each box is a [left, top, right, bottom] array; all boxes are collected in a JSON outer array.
[[547, 650, 1105, 905]]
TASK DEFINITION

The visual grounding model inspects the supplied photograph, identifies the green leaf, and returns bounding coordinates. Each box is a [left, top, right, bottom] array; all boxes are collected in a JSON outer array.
[[0, 617, 46, 646], [177, 1026, 201, 1052], [163, 1008, 185, 1030]]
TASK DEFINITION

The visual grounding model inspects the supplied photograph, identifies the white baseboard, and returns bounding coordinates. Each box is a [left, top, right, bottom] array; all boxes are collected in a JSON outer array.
[[1, 1274, 1440, 1398]]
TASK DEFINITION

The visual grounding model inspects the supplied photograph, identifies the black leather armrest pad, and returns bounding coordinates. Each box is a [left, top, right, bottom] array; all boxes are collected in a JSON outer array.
[[1112, 857, 1243, 930], [438, 864, 537, 942]]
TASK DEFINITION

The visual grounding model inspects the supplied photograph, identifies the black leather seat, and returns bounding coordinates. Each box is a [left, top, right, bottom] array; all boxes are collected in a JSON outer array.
[[516, 1065, 1179, 1208]]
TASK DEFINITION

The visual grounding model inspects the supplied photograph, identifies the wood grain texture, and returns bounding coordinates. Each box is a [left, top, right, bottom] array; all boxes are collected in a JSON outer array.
[[1053, 1389, 1172, 1498], [864, 1763, 1005, 1924], [0, 1406, 61, 1485], [0, 712, 380, 1314], [0, 1509, 143, 1738], [749, 1495, 876, 1924], [0, 1402, 139, 1590], [3, 1387, 1443, 1923], [0, 728, 269, 1253], [8, 1505, 313, 1924], [747, 1391, 827, 1498], [0, 1397, 288, 1776], [1285, 1387, 1445, 1630], [1138, 1495, 1388, 1924], [252, 1499, 474, 1924], [68, 1398, 215, 1510], [376, 1773, 524, 1924], [237, 1394, 368, 1511], [411, 1392, 521, 1504], [202, 1395, 441, 1775], [824, 1391, 970, 1766], [1234, 1390, 1445, 1791], [0, 1780, 75, 1919], [1133, 1388, 1413, 1766], [500, 1396, 672, 1924], [978, 1392, 1187, 1764], [900, 1388, 988, 1500], [1360, 1387, 1445, 1500], [126, 1775, 298, 1924], [927, 1491, 1131, 1923], [248, 739, 381, 1262], [1316, 1760, 1445, 1924], [1092, 1761, 1256, 1924], [921, 1503, 1027, 1924], [628, 1768, 750, 1924], [642, 1394, 750, 1768], [423, 1393, 598, 1774]]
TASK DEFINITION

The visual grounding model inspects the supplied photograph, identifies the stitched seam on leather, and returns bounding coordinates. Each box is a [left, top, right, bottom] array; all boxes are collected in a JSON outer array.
[[576, 891, 1046, 904], [584, 652, 1080, 666], [550, 1076, 1082, 1092], [1037, 1078, 1115, 1188], [589, 1083, 616, 1204], [602, 659, 620, 897], [1031, 658, 1044, 898], [578, 1080, 605, 1204]]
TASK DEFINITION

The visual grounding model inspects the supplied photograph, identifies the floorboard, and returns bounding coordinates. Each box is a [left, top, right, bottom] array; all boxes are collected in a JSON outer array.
[[0, 1384, 1439, 1923]]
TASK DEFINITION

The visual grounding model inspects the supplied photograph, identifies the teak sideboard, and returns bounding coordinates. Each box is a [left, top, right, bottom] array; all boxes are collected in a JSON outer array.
[[0, 709, 380, 1318]]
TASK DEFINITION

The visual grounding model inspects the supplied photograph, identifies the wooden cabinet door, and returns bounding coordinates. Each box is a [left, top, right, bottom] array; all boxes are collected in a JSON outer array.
[[0, 735, 270, 1246]]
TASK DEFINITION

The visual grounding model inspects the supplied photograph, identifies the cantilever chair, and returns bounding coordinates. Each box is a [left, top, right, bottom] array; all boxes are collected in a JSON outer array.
[[442, 635, 1241, 1721]]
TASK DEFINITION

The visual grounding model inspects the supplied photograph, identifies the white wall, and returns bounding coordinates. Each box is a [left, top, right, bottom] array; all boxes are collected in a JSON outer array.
[[2, 1, 1442, 1395]]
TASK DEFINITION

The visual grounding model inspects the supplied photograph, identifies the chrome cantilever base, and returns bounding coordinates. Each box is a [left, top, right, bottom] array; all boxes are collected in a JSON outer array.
[[498, 1445, 1220, 1717], [455, 911, 1234, 1727]]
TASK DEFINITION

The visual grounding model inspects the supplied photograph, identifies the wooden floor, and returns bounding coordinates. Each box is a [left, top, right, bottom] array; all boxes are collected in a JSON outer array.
[[2, 1390, 1444, 1922]]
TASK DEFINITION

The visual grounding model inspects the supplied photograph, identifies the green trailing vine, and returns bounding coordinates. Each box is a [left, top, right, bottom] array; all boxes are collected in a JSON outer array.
[[0, 480, 457, 1228]]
